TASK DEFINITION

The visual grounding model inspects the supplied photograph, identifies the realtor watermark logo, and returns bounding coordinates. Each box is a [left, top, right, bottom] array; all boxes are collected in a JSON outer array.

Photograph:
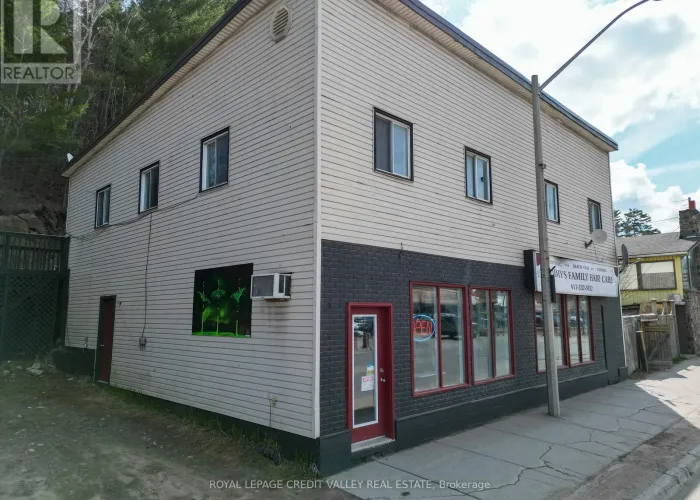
[[1, 0, 81, 84]]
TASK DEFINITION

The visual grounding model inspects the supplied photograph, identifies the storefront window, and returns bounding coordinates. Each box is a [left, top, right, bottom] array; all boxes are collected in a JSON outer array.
[[579, 297, 591, 362], [472, 289, 491, 381], [412, 284, 468, 393], [535, 294, 593, 369], [535, 293, 564, 371], [412, 286, 439, 392], [493, 291, 511, 378], [567, 296, 580, 365], [472, 288, 513, 382], [440, 288, 465, 387], [411, 283, 514, 393]]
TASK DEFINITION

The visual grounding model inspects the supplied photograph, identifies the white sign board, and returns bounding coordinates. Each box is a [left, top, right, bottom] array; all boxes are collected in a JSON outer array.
[[361, 376, 374, 392], [533, 253, 619, 297]]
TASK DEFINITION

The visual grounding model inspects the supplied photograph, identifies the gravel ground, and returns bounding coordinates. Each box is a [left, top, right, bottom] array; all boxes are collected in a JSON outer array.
[[0, 361, 354, 500]]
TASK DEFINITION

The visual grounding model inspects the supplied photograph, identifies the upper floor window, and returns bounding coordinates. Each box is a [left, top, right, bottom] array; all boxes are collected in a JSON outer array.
[[545, 181, 559, 222], [621, 260, 676, 291], [201, 128, 229, 191], [95, 185, 111, 228], [465, 149, 491, 203], [374, 110, 412, 179], [139, 163, 159, 213], [588, 200, 602, 232]]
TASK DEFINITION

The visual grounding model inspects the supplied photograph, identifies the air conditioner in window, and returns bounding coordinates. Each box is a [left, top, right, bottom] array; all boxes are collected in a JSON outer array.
[[251, 273, 291, 300]]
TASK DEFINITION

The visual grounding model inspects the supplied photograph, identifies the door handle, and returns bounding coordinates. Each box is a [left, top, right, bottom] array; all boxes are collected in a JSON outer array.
[[380, 378, 386, 382], [99, 344, 104, 348]]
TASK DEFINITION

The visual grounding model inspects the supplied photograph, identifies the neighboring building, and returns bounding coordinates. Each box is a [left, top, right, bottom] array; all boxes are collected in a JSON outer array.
[[617, 203, 700, 312], [61, 0, 625, 474]]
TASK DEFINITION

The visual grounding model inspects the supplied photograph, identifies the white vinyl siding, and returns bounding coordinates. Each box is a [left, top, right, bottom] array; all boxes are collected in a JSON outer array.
[[319, 0, 616, 267], [64, 0, 317, 438]]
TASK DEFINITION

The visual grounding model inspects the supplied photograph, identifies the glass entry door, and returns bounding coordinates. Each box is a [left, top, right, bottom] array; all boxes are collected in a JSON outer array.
[[347, 304, 394, 443]]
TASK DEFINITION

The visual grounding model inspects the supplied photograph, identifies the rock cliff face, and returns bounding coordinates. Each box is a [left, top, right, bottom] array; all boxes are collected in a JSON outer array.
[[0, 208, 65, 235]]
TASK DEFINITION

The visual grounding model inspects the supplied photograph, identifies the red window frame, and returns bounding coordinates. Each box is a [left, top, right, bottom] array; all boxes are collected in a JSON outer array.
[[534, 293, 595, 373], [410, 282, 470, 397], [470, 287, 516, 384]]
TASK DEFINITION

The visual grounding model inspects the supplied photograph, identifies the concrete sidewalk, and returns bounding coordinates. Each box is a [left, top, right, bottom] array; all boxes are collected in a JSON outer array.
[[331, 359, 700, 500]]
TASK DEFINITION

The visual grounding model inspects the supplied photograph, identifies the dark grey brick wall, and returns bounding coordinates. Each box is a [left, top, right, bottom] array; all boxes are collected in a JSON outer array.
[[320, 240, 624, 437]]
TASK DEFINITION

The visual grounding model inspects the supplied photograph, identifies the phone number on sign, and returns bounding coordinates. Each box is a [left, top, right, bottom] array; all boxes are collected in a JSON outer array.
[[570, 284, 594, 292]]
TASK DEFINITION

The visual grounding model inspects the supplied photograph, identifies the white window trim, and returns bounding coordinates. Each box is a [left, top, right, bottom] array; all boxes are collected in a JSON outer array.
[[545, 182, 559, 222], [376, 112, 412, 179], [466, 151, 492, 203], [95, 186, 110, 228], [139, 164, 159, 213], [201, 131, 229, 191]]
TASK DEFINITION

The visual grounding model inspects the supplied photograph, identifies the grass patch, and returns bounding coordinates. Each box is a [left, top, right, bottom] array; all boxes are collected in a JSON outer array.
[[102, 385, 318, 479], [672, 355, 686, 364]]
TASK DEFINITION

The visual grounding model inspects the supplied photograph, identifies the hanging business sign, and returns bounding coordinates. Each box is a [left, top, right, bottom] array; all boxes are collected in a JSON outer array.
[[524, 250, 619, 297]]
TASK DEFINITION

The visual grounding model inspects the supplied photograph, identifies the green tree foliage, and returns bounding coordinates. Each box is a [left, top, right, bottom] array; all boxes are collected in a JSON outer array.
[[616, 208, 661, 237], [0, 0, 237, 230]]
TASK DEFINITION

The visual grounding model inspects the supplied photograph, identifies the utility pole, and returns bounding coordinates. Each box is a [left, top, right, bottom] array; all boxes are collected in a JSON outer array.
[[531, 0, 660, 417], [531, 75, 560, 416]]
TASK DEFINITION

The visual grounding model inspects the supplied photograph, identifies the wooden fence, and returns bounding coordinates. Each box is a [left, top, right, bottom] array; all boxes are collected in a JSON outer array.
[[0, 232, 69, 359]]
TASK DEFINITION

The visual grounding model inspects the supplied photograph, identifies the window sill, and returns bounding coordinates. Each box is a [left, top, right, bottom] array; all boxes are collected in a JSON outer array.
[[570, 360, 596, 368], [536, 365, 568, 374], [138, 207, 158, 217], [94, 224, 109, 230], [465, 195, 493, 206], [412, 382, 471, 398], [473, 373, 516, 386], [373, 169, 413, 182], [199, 181, 229, 194], [547, 218, 560, 224], [537, 360, 596, 374]]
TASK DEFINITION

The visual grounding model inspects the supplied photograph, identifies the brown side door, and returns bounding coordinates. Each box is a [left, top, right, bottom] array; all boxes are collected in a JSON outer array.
[[97, 296, 116, 383]]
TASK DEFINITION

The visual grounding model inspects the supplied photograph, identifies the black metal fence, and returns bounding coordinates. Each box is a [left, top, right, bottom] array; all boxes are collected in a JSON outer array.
[[0, 232, 69, 360]]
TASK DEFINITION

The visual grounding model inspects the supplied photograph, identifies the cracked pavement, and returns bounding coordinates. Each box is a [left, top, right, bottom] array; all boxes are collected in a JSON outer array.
[[331, 359, 700, 500]]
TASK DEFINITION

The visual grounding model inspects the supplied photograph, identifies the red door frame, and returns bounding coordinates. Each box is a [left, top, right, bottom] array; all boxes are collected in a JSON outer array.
[[96, 296, 116, 383], [346, 303, 395, 443]]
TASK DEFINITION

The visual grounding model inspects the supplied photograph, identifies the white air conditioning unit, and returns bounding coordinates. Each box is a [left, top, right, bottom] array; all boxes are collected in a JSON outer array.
[[251, 273, 292, 300]]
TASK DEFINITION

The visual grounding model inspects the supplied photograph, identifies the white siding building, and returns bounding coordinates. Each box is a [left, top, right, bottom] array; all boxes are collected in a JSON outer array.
[[62, 0, 625, 474]]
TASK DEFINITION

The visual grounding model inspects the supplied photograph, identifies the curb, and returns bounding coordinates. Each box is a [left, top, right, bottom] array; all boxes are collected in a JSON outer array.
[[634, 443, 700, 500]]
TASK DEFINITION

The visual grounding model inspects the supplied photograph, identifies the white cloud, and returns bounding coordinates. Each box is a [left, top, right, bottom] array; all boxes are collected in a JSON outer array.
[[420, 0, 450, 16], [610, 160, 698, 232], [458, 0, 700, 146]]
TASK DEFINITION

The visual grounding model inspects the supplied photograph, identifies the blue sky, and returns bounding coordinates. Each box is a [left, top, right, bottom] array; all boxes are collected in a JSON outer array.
[[421, 0, 700, 232]]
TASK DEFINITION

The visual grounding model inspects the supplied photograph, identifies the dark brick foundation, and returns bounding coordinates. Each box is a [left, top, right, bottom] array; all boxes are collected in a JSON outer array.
[[320, 240, 626, 445]]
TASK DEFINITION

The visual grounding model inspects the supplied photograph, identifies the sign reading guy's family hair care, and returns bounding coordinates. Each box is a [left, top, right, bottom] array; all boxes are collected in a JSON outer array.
[[525, 250, 619, 297]]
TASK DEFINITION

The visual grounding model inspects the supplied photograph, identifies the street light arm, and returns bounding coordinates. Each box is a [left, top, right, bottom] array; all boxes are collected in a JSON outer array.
[[540, 0, 652, 90]]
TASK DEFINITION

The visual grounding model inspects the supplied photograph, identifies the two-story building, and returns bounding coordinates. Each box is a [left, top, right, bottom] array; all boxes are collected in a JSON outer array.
[[61, 0, 625, 474], [617, 231, 698, 313]]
